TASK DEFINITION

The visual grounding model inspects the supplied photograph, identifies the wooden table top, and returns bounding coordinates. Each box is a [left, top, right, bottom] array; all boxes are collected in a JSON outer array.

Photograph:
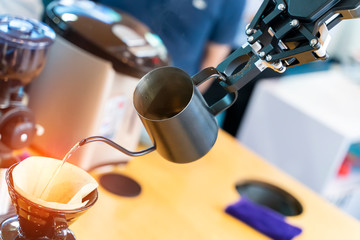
[[70, 130, 360, 240]]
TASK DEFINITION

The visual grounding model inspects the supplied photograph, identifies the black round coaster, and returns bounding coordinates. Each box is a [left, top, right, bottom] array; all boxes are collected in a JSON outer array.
[[99, 173, 141, 197]]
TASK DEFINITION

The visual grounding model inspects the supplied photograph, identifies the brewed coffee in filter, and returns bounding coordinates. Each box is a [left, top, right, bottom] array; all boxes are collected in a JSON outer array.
[[12, 156, 98, 210]]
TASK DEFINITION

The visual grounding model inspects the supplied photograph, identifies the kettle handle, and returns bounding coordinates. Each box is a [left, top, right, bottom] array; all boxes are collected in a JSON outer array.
[[192, 67, 238, 116], [79, 136, 156, 157]]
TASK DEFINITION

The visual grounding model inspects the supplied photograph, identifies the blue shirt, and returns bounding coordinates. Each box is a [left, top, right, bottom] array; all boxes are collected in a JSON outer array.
[[98, 0, 245, 75]]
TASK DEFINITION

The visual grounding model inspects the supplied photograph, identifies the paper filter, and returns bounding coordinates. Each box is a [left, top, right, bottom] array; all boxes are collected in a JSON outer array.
[[12, 156, 98, 210]]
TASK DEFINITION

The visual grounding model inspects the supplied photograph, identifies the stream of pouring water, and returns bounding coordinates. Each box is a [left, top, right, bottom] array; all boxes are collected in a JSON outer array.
[[39, 142, 81, 200], [38, 136, 155, 200]]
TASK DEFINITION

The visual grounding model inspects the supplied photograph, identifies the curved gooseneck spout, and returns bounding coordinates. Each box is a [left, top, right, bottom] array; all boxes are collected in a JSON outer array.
[[79, 136, 156, 157]]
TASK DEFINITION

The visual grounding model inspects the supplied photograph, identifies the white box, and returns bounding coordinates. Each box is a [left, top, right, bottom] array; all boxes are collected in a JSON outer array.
[[237, 68, 360, 192]]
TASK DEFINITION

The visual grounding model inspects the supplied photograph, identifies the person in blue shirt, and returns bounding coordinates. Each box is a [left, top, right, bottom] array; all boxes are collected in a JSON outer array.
[[94, 0, 246, 92], [43, 0, 250, 134], [95, 0, 281, 137]]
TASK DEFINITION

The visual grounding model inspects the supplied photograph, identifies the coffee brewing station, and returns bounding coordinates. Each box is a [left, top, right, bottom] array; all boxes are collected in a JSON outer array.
[[1, 0, 360, 239], [0, 14, 55, 222]]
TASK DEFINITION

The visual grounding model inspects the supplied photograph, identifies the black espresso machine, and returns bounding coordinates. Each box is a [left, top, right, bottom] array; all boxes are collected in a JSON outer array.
[[0, 15, 55, 162], [28, 0, 169, 170]]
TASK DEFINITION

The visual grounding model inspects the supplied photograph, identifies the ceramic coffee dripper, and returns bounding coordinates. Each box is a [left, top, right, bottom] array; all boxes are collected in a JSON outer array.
[[80, 66, 237, 163], [0, 163, 98, 240]]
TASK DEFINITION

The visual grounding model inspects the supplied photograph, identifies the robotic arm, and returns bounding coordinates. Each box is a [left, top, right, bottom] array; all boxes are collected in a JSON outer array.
[[71, 0, 360, 164], [206, 0, 360, 98]]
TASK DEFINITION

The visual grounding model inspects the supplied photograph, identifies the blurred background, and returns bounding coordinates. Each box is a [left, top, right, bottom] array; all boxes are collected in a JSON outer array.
[[1, 0, 360, 221]]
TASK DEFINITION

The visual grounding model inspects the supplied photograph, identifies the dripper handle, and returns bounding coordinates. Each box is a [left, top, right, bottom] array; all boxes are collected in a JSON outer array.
[[79, 136, 156, 157]]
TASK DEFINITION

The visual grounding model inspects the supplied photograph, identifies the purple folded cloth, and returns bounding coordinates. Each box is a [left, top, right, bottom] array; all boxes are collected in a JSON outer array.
[[225, 197, 302, 240]]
